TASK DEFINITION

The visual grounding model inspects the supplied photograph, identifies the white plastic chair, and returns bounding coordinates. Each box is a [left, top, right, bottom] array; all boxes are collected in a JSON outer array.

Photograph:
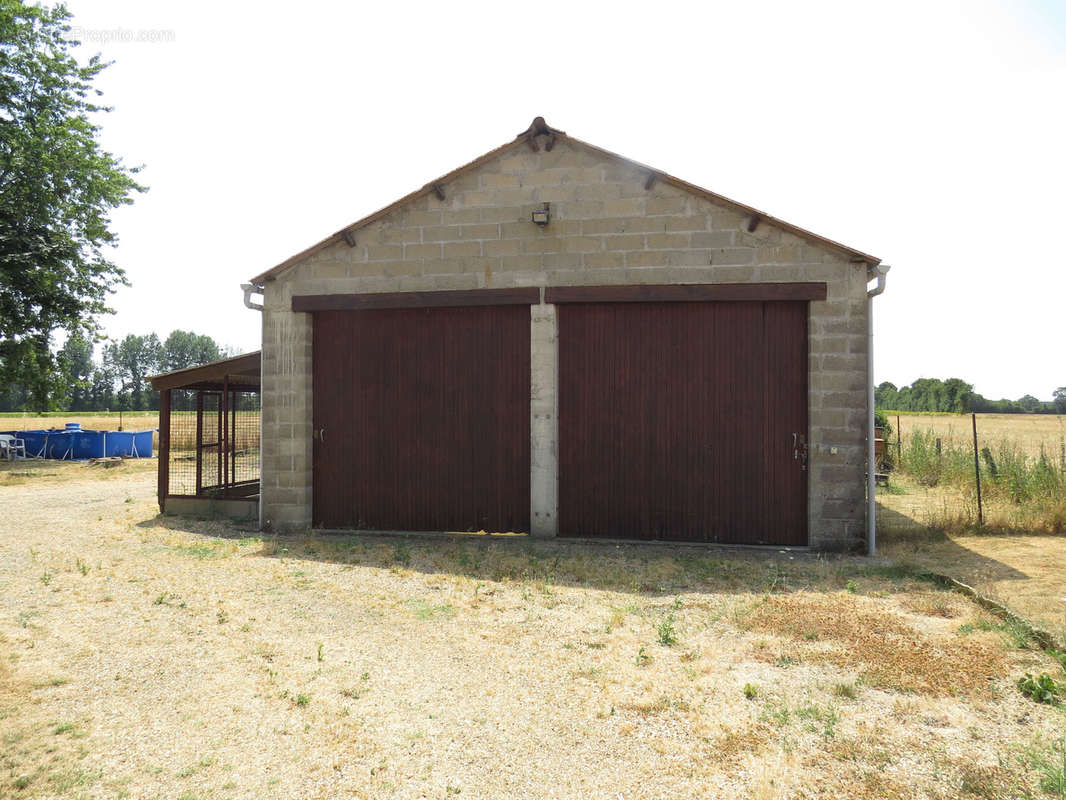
[[0, 434, 27, 460]]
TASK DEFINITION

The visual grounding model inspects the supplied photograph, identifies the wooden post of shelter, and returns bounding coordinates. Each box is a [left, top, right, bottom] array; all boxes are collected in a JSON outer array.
[[158, 389, 170, 513], [222, 376, 229, 496]]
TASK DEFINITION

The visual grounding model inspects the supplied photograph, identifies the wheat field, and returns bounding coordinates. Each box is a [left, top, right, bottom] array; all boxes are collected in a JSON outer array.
[[886, 412, 1066, 461]]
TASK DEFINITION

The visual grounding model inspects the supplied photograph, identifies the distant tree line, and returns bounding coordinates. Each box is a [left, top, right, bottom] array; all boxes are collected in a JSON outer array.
[[0, 330, 228, 412], [876, 378, 1066, 415]]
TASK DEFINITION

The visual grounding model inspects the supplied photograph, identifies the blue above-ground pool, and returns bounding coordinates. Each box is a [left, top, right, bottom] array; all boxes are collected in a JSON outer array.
[[7, 427, 154, 460], [102, 430, 153, 458]]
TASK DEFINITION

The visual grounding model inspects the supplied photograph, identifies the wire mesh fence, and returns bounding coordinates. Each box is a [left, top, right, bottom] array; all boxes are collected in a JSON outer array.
[[167, 389, 259, 497]]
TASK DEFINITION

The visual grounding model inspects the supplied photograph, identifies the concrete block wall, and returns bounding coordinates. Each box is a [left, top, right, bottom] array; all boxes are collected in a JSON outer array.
[[260, 136, 870, 550]]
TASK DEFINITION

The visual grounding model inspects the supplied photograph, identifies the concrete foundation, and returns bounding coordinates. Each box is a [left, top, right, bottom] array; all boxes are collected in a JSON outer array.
[[165, 497, 259, 521]]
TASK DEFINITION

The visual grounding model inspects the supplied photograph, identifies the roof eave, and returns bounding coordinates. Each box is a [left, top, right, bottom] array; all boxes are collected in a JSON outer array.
[[148, 351, 262, 392]]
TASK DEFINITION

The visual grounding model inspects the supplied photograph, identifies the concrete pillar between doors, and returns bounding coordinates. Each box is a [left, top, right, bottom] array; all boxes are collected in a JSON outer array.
[[530, 303, 558, 537]]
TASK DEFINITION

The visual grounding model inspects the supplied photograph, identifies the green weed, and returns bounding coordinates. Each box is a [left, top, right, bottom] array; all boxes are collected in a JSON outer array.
[[173, 542, 224, 559], [17, 610, 39, 628], [743, 683, 758, 700], [1020, 736, 1066, 798], [392, 542, 411, 567], [635, 647, 651, 667], [833, 682, 858, 699], [47, 768, 101, 792], [407, 599, 455, 621], [571, 667, 602, 680], [958, 617, 1033, 649], [796, 703, 838, 739], [1048, 650, 1066, 673], [878, 480, 908, 495], [1018, 673, 1064, 705], [657, 613, 679, 646]]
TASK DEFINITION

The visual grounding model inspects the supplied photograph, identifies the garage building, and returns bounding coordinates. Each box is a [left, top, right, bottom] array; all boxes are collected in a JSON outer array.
[[245, 118, 886, 550]]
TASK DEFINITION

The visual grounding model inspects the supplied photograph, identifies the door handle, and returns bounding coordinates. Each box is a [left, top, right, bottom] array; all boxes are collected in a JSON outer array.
[[314, 428, 326, 442]]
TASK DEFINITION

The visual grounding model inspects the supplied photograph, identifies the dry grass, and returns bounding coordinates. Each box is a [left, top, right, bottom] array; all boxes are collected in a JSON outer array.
[[2, 471, 1065, 799], [891, 412, 1066, 461], [0, 458, 156, 487], [744, 593, 1005, 696]]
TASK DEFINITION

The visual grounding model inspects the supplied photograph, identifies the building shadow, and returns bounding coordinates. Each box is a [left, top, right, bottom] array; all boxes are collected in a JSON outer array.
[[136, 511, 926, 598], [877, 503, 1028, 584]]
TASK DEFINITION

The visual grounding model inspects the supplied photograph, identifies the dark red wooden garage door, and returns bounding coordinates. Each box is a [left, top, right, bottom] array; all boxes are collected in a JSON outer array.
[[312, 306, 530, 532], [557, 301, 808, 545]]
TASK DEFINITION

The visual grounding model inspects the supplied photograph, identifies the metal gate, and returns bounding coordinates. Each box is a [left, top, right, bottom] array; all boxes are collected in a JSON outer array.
[[311, 305, 531, 532], [557, 301, 808, 544]]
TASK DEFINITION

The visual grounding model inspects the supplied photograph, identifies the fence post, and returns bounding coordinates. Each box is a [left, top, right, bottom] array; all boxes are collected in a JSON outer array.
[[896, 414, 902, 463], [971, 412, 983, 525]]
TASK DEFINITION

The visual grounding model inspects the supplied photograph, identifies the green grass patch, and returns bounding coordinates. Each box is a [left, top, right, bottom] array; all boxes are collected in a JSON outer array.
[[406, 599, 455, 621]]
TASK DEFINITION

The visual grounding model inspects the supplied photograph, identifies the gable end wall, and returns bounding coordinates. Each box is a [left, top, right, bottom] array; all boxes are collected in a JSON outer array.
[[260, 139, 869, 550]]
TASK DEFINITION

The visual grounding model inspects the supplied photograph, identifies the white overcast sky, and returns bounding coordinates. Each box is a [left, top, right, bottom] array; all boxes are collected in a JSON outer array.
[[63, 0, 1066, 401]]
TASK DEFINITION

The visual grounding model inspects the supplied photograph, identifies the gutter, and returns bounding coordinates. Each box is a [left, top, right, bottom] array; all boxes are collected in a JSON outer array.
[[241, 282, 265, 531], [241, 283, 264, 311], [866, 264, 890, 555]]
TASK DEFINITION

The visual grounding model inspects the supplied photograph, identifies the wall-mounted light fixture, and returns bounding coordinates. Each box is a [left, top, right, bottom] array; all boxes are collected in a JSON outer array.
[[531, 203, 550, 226]]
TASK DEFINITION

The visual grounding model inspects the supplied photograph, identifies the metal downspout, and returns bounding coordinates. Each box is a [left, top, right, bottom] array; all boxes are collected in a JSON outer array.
[[867, 265, 890, 555], [241, 283, 265, 530]]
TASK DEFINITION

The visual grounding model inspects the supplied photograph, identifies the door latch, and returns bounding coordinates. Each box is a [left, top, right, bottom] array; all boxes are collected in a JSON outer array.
[[793, 433, 808, 470]]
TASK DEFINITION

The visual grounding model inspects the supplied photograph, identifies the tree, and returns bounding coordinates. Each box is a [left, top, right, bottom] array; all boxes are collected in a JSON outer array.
[[1054, 387, 1066, 415], [1017, 394, 1042, 413], [56, 328, 94, 409], [105, 333, 160, 410], [87, 357, 116, 411], [160, 330, 222, 372], [0, 2, 144, 406], [874, 381, 899, 409], [942, 378, 975, 413], [0, 334, 51, 410]]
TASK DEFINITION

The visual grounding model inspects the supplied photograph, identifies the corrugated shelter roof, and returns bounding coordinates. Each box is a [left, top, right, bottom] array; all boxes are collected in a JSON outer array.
[[148, 351, 260, 392], [249, 117, 879, 285]]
